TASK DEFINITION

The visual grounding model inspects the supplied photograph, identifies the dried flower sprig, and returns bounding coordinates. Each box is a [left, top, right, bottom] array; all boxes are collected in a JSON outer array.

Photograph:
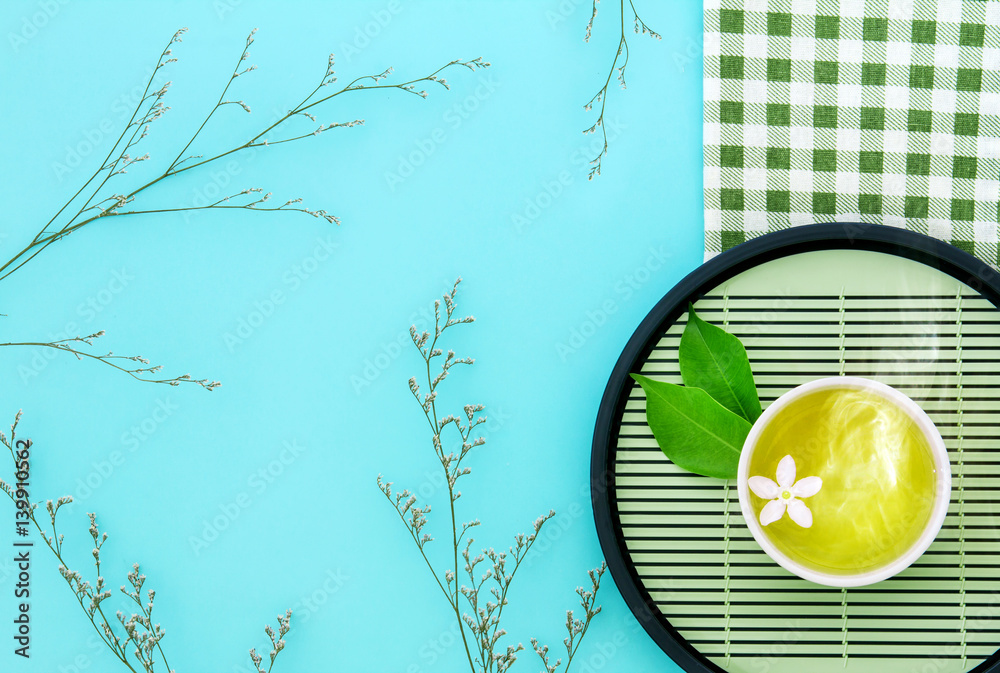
[[0, 29, 488, 281], [458, 515, 555, 672], [249, 610, 293, 673], [1, 27, 488, 389], [0, 332, 220, 390], [531, 564, 608, 673], [0, 411, 292, 672], [116, 560, 170, 673], [583, 0, 660, 178], [379, 279, 606, 672]]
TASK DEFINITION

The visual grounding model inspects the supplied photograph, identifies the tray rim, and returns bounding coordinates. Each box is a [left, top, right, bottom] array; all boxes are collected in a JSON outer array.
[[589, 222, 1000, 673]]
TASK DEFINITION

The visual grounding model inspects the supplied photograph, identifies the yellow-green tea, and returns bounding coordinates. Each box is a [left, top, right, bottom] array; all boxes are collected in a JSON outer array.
[[747, 387, 938, 575]]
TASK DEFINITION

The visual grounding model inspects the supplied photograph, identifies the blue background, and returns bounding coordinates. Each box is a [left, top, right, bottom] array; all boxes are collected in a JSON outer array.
[[0, 1, 703, 670]]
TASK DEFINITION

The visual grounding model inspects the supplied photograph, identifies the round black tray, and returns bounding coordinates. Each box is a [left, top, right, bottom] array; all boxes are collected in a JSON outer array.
[[591, 223, 1000, 673]]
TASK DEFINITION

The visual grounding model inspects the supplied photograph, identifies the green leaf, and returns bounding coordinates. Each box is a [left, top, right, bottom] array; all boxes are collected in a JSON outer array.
[[679, 305, 762, 423], [631, 374, 751, 480]]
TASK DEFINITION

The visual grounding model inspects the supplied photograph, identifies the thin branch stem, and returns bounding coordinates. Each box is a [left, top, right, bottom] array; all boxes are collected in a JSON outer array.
[[21, 31, 181, 252], [0, 26, 487, 288], [0, 338, 219, 390], [583, 0, 659, 178], [167, 30, 254, 172], [380, 280, 603, 673]]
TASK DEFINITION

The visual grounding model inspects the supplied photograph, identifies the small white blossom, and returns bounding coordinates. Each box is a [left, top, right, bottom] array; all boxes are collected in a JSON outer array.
[[749, 455, 822, 528]]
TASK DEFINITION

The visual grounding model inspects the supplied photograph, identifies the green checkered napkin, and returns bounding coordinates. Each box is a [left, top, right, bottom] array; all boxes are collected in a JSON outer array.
[[704, 0, 1000, 264]]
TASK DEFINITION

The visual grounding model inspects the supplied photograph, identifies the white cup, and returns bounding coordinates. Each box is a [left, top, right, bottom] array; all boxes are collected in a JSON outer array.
[[737, 376, 952, 588]]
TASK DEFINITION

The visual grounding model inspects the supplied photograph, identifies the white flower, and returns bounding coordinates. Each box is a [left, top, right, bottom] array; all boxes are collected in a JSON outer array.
[[748, 455, 822, 528]]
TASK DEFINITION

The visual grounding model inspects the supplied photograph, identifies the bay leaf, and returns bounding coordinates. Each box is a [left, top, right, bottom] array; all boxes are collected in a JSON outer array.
[[679, 306, 762, 423], [631, 373, 751, 480]]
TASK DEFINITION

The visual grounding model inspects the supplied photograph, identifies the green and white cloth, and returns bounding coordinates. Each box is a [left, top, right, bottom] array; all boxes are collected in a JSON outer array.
[[704, 0, 1000, 265]]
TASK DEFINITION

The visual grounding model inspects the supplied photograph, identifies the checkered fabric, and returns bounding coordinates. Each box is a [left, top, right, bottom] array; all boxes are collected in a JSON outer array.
[[704, 0, 1000, 265]]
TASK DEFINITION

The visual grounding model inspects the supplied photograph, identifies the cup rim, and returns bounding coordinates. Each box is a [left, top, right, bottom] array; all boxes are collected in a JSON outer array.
[[737, 376, 952, 588]]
